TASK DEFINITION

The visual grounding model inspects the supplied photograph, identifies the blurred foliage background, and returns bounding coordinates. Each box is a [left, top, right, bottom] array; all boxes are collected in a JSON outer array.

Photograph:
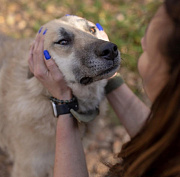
[[0, 0, 162, 124]]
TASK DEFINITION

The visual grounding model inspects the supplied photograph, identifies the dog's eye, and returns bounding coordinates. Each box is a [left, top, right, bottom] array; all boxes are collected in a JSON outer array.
[[59, 40, 69, 45], [55, 39, 69, 45], [89, 27, 96, 34]]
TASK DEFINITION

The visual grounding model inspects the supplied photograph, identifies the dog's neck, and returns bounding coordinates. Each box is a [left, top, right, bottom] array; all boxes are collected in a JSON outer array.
[[68, 79, 107, 113]]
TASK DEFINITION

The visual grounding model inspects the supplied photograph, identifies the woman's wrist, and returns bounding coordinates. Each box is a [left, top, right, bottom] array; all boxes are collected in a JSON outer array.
[[105, 73, 124, 95], [56, 114, 79, 138]]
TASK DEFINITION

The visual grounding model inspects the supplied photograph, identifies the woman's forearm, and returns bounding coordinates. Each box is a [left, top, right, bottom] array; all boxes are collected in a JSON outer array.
[[54, 115, 89, 177], [107, 83, 150, 137]]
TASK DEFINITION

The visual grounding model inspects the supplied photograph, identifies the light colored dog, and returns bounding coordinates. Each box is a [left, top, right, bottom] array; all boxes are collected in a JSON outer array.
[[0, 15, 120, 177]]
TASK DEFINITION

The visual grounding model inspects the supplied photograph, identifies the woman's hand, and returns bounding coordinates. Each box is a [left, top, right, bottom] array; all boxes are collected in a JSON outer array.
[[96, 23, 109, 41], [28, 28, 72, 100]]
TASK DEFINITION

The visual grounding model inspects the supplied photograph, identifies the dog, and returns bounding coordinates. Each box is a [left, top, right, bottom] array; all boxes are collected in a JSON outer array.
[[0, 15, 121, 177]]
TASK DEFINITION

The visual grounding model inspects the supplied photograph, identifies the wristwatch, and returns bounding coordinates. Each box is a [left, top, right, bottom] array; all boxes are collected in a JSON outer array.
[[50, 96, 79, 117]]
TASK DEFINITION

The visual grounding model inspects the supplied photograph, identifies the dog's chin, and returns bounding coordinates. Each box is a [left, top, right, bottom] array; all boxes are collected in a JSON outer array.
[[80, 64, 119, 85]]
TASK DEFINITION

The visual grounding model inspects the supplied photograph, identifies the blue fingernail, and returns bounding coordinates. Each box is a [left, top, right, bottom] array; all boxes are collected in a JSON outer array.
[[44, 50, 51, 60], [96, 23, 103, 31], [38, 27, 43, 33], [43, 29, 47, 35], [65, 14, 77, 17]]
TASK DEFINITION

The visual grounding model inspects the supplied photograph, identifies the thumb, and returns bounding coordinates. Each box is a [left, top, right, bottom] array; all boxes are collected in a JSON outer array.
[[44, 50, 64, 81]]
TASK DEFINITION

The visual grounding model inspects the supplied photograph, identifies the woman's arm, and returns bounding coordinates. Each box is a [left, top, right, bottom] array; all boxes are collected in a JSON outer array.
[[54, 115, 88, 177], [28, 29, 88, 177], [107, 83, 150, 137]]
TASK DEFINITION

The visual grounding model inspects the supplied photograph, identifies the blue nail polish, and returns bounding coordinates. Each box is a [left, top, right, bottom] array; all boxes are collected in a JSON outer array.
[[96, 23, 103, 31], [43, 29, 47, 35], [44, 50, 51, 60], [38, 27, 43, 33], [65, 14, 77, 17]]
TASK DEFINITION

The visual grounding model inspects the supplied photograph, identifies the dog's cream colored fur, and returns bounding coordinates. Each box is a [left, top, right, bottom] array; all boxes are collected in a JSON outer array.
[[0, 16, 120, 177]]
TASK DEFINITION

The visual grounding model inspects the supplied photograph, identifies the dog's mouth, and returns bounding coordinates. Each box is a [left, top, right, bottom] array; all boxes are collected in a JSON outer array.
[[80, 77, 93, 85], [97, 64, 119, 77], [80, 64, 119, 85]]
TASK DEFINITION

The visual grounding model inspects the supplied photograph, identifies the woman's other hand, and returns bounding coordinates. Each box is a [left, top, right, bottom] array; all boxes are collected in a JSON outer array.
[[96, 23, 109, 41]]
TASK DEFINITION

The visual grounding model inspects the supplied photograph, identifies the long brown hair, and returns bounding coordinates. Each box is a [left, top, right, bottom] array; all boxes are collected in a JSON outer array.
[[107, 0, 180, 176]]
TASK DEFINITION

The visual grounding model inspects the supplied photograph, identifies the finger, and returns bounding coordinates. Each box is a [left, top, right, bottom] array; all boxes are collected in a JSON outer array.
[[34, 26, 43, 40], [34, 35, 48, 77], [96, 23, 104, 31], [38, 26, 43, 34], [44, 52, 64, 82], [32, 28, 49, 79], [33, 33, 41, 53], [96, 23, 109, 41], [33, 26, 44, 55]]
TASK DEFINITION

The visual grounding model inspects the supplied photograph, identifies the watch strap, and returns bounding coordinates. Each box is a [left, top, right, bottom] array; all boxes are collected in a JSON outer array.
[[55, 100, 78, 115], [50, 95, 79, 117]]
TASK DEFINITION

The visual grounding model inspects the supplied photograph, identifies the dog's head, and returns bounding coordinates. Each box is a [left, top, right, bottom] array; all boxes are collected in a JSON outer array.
[[43, 15, 121, 85]]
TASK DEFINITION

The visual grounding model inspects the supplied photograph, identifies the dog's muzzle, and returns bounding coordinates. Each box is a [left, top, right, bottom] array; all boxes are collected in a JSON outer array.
[[79, 41, 120, 85]]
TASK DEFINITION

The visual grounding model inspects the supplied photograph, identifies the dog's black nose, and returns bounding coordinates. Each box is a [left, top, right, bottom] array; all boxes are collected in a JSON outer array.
[[97, 42, 118, 60]]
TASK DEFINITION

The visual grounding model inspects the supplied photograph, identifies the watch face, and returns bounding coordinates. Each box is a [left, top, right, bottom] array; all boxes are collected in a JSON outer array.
[[51, 101, 57, 117]]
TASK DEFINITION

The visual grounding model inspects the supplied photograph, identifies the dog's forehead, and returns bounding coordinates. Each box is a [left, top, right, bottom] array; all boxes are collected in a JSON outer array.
[[45, 16, 95, 34], [60, 15, 95, 29]]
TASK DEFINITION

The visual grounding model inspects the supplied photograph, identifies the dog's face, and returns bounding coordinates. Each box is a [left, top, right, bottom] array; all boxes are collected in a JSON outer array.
[[43, 15, 121, 85]]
